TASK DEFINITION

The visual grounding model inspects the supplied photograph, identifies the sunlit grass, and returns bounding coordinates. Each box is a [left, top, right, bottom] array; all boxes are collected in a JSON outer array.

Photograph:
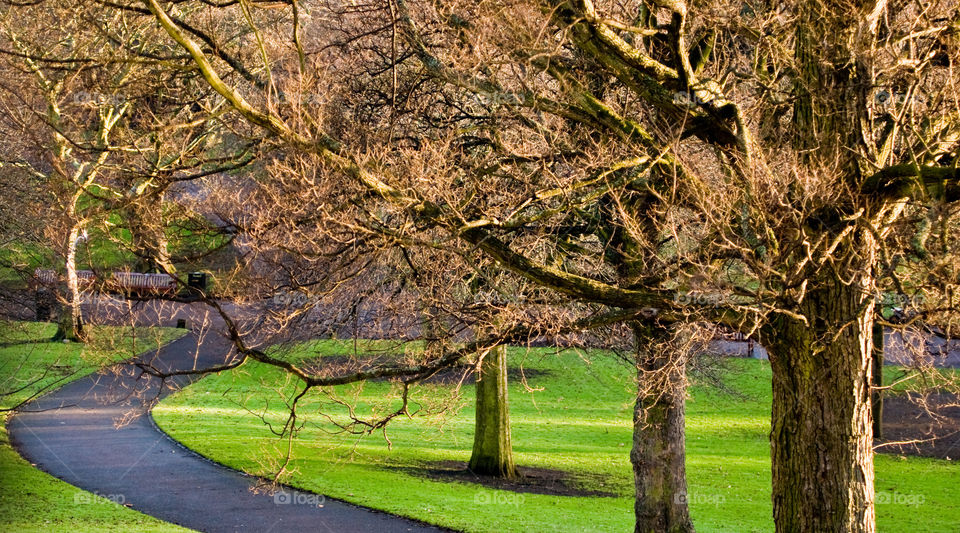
[[154, 343, 960, 532]]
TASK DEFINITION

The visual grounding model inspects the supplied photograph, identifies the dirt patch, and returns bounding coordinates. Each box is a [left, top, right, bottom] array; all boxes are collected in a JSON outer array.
[[875, 390, 960, 460], [388, 460, 618, 498], [300, 355, 551, 385]]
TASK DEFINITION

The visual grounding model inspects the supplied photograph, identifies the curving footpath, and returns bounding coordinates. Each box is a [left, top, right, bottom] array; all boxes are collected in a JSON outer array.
[[8, 332, 447, 533]]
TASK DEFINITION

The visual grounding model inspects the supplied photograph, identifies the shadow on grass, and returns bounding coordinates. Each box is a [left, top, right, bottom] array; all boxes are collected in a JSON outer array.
[[876, 390, 960, 460], [387, 460, 619, 497]]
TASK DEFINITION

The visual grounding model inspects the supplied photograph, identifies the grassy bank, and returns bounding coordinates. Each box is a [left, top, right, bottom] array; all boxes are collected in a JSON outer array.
[[153, 340, 960, 532]]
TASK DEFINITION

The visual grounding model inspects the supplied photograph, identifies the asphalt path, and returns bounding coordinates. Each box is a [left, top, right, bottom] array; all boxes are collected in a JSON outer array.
[[7, 331, 447, 533]]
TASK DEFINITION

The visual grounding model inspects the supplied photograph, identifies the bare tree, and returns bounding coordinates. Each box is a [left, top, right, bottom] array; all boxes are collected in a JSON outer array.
[[0, 0, 257, 341], [0, 7, 133, 341], [7, 1, 960, 532]]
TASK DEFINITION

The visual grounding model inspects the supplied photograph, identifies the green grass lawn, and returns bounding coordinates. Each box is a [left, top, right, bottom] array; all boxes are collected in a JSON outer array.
[[153, 340, 960, 532], [0, 321, 192, 532]]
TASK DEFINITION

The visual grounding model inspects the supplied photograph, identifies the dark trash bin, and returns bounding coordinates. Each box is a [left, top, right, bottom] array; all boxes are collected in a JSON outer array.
[[187, 272, 209, 293]]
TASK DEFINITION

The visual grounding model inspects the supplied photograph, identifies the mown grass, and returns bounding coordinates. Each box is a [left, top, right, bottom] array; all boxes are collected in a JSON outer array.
[[153, 340, 960, 532], [0, 321, 191, 532]]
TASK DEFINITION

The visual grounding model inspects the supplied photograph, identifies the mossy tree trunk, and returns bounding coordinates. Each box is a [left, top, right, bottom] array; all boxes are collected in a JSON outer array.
[[469, 343, 517, 479], [764, 279, 876, 533], [770, 3, 879, 529], [631, 322, 694, 533]]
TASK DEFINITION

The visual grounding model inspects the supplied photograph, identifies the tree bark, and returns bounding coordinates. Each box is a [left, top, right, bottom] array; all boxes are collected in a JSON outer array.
[[53, 224, 87, 342], [469, 343, 517, 479], [765, 280, 876, 533], [774, 3, 879, 528], [631, 323, 694, 533]]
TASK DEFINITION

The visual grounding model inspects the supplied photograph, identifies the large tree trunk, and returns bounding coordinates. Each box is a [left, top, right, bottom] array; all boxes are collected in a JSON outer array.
[[775, 1, 881, 528], [765, 280, 876, 533], [469, 343, 517, 479], [53, 225, 87, 342], [631, 323, 693, 533]]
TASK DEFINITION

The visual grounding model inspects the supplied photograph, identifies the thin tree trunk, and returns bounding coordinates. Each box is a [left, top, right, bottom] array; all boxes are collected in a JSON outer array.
[[469, 343, 517, 479], [631, 323, 694, 533], [53, 225, 86, 342], [765, 281, 875, 533], [872, 323, 884, 441]]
